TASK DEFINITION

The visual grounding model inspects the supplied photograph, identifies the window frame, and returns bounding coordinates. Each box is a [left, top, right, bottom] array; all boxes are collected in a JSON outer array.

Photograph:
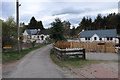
[[85, 37, 87, 40], [99, 38, 102, 41], [94, 37, 97, 41], [110, 37, 113, 41]]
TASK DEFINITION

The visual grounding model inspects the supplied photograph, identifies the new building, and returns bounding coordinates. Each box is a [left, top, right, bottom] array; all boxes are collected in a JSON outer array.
[[78, 29, 119, 43]]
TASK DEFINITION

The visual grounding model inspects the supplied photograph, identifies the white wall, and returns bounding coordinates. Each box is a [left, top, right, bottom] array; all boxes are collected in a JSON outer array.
[[31, 35, 37, 40], [23, 33, 50, 43], [38, 34, 49, 40], [23, 30, 28, 35], [91, 34, 100, 42], [80, 38, 85, 42], [113, 38, 119, 43], [28, 34, 49, 41], [80, 34, 100, 42], [80, 34, 119, 43]]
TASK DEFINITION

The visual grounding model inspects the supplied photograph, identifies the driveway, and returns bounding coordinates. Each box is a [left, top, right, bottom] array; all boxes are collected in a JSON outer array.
[[72, 61, 118, 78], [86, 52, 118, 60], [3, 44, 77, 78]]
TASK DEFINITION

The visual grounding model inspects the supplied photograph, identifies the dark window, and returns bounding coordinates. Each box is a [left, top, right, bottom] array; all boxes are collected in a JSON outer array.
[[100, 38, 102, 40], [107, 38, 109, 41], [110, 37, 113, 40], [85, 37, 87, 40], [88, 38, 90, 40], [94, 37, 97, 40], [38, 36, 39, 38], [41, 35, 44, 40]]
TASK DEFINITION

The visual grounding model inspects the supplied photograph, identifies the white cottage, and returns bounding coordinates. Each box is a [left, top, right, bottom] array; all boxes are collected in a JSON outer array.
[[23, 29, 50, 43], [78, 29, 119, 43]]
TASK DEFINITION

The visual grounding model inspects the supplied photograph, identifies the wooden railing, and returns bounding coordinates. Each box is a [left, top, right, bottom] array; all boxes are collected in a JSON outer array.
[[53, 46, 86, 60]]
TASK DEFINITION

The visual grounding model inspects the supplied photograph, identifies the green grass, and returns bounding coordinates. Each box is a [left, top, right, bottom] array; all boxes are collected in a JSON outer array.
[[50, 49, 117, 69], [3, 43, 52, 64]]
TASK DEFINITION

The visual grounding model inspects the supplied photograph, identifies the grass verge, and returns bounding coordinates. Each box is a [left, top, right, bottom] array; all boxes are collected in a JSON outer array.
[[50, 49, 116, 69], [3, 43, 52, 64]]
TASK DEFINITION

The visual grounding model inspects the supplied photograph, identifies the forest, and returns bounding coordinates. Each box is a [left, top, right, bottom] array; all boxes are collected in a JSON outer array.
[[76, 13, 120, 34], [22, 13, 120, 37], [1, 13, 120, 46]]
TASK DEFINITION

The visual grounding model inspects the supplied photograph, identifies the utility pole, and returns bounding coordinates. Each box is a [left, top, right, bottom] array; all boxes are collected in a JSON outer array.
[[16, 0, 21, 53]]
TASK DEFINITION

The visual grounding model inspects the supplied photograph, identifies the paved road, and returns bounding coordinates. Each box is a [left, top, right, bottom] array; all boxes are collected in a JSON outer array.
[[3, 44, 76, 78]]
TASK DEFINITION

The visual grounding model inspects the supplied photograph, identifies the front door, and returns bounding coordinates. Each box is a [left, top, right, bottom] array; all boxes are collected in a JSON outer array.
[[41, 35, 44, 40]]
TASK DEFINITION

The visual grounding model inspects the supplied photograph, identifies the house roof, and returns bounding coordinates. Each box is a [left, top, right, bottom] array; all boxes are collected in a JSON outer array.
[[80, 29, 117, 38], [25, 29, 38, 35], [37, 30, 50, 35], [25, 29, 50, 35]]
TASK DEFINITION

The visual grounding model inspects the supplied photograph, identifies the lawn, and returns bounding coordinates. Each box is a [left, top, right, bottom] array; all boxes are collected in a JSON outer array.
[[3, 43, 52, 64]]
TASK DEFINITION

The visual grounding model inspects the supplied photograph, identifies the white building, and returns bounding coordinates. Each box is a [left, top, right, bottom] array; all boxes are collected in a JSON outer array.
[[23, 29, 50, 43], [78, 29, 119, 43]]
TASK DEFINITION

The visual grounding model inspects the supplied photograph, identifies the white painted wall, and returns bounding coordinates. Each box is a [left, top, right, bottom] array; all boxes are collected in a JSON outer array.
[[23, 30, 28, 35], [91, 34, 100, 42], [79, 34, 119, 43], [80, 38, 85, 42], [31, 35, 48, 40], [23, 34, 50, 43]]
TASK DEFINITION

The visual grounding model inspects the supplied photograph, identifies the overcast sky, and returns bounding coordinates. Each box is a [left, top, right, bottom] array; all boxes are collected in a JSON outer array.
[[1, 0, 120, 28]]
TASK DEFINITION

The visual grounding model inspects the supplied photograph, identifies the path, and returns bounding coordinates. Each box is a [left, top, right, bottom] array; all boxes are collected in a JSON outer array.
[[3, 44, 77, 78]]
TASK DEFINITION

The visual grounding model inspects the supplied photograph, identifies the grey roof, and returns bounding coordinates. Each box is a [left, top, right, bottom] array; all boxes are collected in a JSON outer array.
[[38, 30, 50, 35], [25, 29, 38, 35], [80, 29, 117, 38]]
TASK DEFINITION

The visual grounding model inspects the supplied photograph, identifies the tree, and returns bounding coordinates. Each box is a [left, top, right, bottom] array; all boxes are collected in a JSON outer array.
[[2, 17, 17, 48], [94, 14, 102, 29], [27, 16, 45, 30], [50, 18, 66, 42], [62, 21, 71, 38], [88, 18, 92, 30], [28, 16, 38, 29], [70, 26, 76, 38], [37, 21, 45, 30], [77, 13, 120, 31], [79, 17, 86, 29]]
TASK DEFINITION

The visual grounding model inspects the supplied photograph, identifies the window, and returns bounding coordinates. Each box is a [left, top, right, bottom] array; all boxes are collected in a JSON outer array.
[[88, 38, 90, 40], [100, 38, 102, 40], [94, 37, 97, 40], [41, 35, 44, 40], [110, 37, 113, 41], [85, 37, 87, 40], [107, 38, 109, 41]]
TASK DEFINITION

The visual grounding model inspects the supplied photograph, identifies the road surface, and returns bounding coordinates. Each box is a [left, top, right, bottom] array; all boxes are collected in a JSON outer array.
[[86, 52, 118, 60], [3, 44, 77, 78]]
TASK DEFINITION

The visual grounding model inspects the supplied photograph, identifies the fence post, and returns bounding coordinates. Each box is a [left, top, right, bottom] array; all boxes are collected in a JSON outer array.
[[83, 49, 86, 59]]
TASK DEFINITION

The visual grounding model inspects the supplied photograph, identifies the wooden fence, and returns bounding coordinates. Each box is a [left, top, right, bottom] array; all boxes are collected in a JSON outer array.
[[54, 41, 116, 53], [53, 46, 86, 60]]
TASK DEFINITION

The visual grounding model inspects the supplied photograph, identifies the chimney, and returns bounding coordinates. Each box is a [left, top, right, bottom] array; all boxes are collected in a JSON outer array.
[[38, 29, 40, 31], [82, 29, 84, 32]]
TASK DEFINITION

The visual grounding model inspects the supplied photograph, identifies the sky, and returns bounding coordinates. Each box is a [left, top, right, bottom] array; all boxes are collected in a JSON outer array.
[[1, 0, 120, 28]]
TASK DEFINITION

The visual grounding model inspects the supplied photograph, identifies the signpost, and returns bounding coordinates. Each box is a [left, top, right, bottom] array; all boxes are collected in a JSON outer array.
[[3, 47, 12, 49]]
